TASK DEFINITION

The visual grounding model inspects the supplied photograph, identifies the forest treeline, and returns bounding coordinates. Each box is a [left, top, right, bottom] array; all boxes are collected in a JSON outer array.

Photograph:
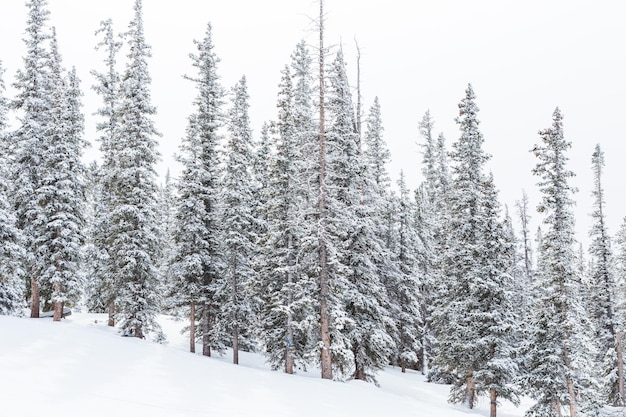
[[0, 1, 624, 417]]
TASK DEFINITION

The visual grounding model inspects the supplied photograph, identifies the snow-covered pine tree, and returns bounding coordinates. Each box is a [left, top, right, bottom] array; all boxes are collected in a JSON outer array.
[[433, 84, 490, 406], [394, 171, 422, 373], [36, 38, 87, 321], [82, 161, 108, 313], [326, 52, 394, 381], [11, 0, 53, 318], [289, 39, 324, 362], [473, 173, 521, 417], [414, 183, 437, 376], [361, 96, 413, 377], [108, 0, 164, 340], [587, 144, 623, 405], [524, 108, 601, 417], [170, 22, 224, 355], [90, 18, 122, 325], [433, 85, 519, 413], [0, 60, 25, 316], [253, 65, 315, 374], [217, 76, 257, 364], [416, 110, 444, 376]]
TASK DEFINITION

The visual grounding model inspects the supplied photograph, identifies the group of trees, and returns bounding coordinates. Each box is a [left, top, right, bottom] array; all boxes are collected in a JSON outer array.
[[1, 1, 625, 417]]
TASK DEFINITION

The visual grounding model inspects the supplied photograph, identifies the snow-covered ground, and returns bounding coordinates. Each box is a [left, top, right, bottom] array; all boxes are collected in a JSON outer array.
[[0, 312, 533, 417]]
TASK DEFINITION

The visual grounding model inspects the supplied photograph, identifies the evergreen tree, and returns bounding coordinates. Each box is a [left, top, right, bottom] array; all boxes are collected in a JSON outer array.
[[416, 110, 447, 377], [170, 22, 224, 355], [434, 85, 519, 414], [394, 171, 422, 373], [316, 49, 356, 378], [217, 76, 257, 364], [0, 61, 25, 316], [433, 84, 490, 407], [11, 0, 53, 318], [254, 66, 315, 374], [474, 174, 521, 417], [524, 108, 600, 417], [362, 96, 410, 377], [588, 144, 623, 405], [327, 52, 394, 381], [83, 161, 107, 313], [108, 0, 164, 340], [37, 42, 87, 322], [90, 18, 122, 325]]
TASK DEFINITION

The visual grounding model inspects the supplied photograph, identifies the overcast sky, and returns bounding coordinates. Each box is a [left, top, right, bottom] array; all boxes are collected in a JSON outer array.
[[1, 0, 625, 250]]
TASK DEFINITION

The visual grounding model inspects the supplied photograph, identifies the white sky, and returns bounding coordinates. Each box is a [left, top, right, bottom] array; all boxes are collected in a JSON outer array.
[[1, 0, 625, 251]]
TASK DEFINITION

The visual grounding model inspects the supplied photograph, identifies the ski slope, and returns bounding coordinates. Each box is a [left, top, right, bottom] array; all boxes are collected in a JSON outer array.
[[0, 313, 532, 417]]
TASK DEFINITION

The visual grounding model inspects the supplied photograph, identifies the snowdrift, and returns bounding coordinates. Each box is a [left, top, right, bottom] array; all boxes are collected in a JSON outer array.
[[0, 313, 530, 417]]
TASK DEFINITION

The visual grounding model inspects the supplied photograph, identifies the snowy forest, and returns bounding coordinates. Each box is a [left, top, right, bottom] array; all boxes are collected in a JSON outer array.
[[0, 1, 624, 417]]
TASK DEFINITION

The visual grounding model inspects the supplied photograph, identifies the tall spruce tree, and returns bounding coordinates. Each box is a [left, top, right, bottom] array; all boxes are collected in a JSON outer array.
[[434, 85, 519, 414], [416, 110, 444, 376], [524, 108, 600, 417], [394, 171, 422, 373], [341, 93, 395, 382], [474, 173, 521, 417], [588, 144, 623, 405], [433, 84, 490, 407], [11, 0, 54, 318], [0, 61, 25, 316], [170, 22, 224, 355], [322, 49, 360, 379], [254, 65, 315, 374], [108, 0, 164, 340], [38, 45, 87, 322], [218, 76, 257, 364], [361, 97, 411, 378], [90, 18, 122, 325]]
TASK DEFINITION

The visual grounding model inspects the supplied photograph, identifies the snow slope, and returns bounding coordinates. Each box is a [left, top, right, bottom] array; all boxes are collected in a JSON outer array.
[[0, 313, 531, 417]]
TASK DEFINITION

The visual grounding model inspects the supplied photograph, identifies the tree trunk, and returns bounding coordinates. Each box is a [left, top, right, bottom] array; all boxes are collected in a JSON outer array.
[[466, 376, 476, 409], [190, 301, 196, 353], [354, 363, 365, 380], [285, 310, 294, 374], [422, 320, 429, 376], [317, 0, 332, 381], [232, 259, 239, 365], [285, 233, 294, 374], [202, 302, 211, 357], [53, 281, 62, 322], [553, 398, 563, 417], [617, 330, 625, 406], [490, 388, 497, 417], [30, 277, 40, 318], [233, 325, 239, 365], [107, 300, 115, 327], [563, 347, 578, 417]]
